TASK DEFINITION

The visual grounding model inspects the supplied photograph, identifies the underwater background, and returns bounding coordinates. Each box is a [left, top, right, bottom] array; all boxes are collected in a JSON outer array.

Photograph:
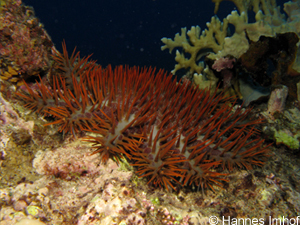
[[22, 0, 287, 70]]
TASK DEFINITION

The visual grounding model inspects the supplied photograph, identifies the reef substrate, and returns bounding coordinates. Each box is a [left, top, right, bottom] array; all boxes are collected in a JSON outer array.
[[17, 43, 270, 191]]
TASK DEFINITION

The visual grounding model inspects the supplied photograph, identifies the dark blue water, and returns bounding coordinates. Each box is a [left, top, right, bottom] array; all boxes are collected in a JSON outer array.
[[23, 0, 287, 73]]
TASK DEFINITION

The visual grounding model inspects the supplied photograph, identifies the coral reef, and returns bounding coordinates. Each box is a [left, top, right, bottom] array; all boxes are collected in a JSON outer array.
[[1, 138, 300, 224], [162, 0, 300, 74], [0, 78, 67, 188], [16, 43, 271, 192], [0, 91, 41, 188], [262, 105, 300, 150], [0, 141, 133, 224], [0, 0, 53, 85], [0, 140, 194, 224], [2, 0, 300, 224], [161, 0, 300, 104]]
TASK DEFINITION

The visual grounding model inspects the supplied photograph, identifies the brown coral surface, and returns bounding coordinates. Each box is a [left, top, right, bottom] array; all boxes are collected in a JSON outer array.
[[0, 0, 53, 85], [17, 44, 271, 191]]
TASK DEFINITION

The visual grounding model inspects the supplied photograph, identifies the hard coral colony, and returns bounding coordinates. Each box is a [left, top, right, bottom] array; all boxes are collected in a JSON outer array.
[[17, 42, 270, 192]]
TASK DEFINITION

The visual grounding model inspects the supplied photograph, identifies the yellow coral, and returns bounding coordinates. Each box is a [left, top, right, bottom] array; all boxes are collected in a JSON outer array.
[[212, 0, 281, 18], [162, 0, 300, 80], [0, 66, 19, 80], [161, 16, 228, 75]]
